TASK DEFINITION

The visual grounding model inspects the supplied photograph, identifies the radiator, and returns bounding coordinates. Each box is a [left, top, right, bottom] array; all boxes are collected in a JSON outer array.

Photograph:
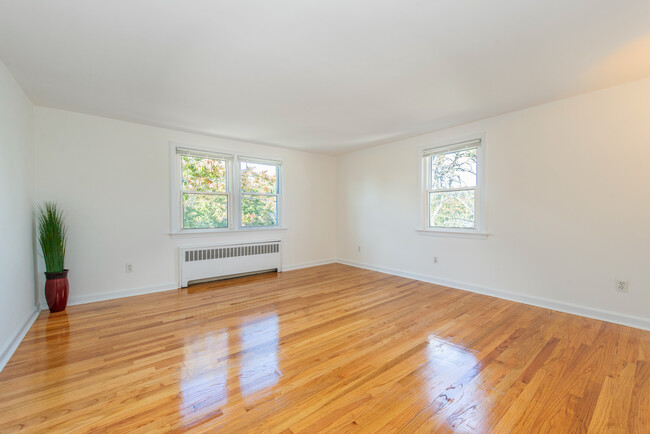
[[179, 240, 282, 287]]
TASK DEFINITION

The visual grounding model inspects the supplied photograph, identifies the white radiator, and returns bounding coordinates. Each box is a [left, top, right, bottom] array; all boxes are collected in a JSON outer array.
[[179, 240, 282, 287]]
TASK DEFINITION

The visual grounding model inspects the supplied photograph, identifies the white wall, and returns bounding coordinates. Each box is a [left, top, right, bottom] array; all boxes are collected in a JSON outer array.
[[0, 60, 38, 368], [34, 108, 337, 304], [337, 77, 650, 326], [14, 72, 650, 333]]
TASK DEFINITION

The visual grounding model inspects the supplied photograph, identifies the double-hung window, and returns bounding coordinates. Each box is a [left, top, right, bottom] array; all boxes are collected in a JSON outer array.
[[422, 137, 485, 234], [179, 149, 232, 229], [239, 159, 280, 227], [172, 145, 282, 233]]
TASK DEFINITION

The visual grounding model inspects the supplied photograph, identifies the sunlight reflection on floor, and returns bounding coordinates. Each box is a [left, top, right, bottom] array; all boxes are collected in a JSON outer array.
[[423, 334, 489, 431], [180, 330, 230, 421], [179, 314, 282, 426], [239, 315, 281, 398]]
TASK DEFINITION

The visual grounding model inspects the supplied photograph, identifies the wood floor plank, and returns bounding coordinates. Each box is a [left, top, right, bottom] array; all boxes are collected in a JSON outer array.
[[0, 263, 648, 433]]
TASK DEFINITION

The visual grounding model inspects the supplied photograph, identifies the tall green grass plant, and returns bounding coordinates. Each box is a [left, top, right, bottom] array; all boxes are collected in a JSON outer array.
[[36, 202, 67, 273]]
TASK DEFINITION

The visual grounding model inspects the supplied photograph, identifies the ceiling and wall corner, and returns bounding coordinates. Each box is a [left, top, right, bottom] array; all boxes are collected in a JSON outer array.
[[0, 0, 649, 154]]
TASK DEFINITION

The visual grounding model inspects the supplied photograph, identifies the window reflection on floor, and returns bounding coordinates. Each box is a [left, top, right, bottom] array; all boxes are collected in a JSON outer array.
[[422, 334, 490, 431], [179, 314, 281, 423], [239, 315, 281, 397], [180, 330, 230, 419]]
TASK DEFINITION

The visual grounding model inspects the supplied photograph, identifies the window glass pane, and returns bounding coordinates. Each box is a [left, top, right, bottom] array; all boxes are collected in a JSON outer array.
[[182, 155, 227, 192], [429, 190, 475, 228], [241, 194, 277, 227], [183, 193, 228, 229], [240, 162, 278, 194], [431, 148, 477, 189]]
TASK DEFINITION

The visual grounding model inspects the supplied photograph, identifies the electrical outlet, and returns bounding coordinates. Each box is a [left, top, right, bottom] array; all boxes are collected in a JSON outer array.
[[126, 264, 133, 273], [616, 280, 628, 293], [433, 257, 439, 264]]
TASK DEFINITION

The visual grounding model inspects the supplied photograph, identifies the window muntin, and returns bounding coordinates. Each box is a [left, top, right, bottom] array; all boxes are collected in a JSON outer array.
[[179, 152, 231, 229], [240, 160, 280, 227], [424, 139, 481, 230]]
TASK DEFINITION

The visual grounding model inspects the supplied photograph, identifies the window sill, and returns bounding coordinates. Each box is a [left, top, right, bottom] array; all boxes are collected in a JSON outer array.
[[170, 227, 288, 237], [416, 229, 488, 240]]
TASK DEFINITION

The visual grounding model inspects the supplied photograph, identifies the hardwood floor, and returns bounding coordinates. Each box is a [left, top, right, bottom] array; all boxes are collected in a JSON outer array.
[[0, 263, 648, 433]]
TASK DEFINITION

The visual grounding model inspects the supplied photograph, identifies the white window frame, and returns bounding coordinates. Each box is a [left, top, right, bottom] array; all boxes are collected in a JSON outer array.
[[169, 142, 284, 235], [237, 156, 283, 229], [418, 134, 487, 239]]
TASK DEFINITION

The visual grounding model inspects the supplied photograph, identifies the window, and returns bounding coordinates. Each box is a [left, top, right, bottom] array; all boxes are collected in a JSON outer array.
[[421, 137, 485, 234], [171, 145, 282, 233], [240, 159, 280, 227], [179, 150, 232, 229]]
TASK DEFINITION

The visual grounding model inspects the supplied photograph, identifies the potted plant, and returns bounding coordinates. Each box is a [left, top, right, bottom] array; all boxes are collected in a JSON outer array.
[[37, 202, 69, 312]]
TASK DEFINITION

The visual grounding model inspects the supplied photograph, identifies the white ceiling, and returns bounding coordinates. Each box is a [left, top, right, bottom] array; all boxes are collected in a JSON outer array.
[[1, 1, 649, 154]]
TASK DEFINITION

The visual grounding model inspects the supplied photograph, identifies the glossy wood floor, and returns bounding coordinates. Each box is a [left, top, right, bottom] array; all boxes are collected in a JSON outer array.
[[0, 264, 648, 433]]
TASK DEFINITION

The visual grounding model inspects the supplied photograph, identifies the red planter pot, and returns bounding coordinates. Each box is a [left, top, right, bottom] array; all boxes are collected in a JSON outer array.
[[44, 270, 69, 313]]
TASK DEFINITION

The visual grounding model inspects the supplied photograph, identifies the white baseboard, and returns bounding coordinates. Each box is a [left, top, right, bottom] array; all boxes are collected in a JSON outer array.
[[40, 282, 180, 310], [53, 259, 337, 309], [35, 259, 337, 310], [337, 259, 650, 331], [0, 305, 40, 373], [282, 258, 336, 272], [35, 259, 339, 311], [14, 256, 644, 375]]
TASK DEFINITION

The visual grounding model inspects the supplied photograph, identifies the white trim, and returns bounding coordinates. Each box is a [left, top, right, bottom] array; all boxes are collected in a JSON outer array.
[[234, 153, 242, 229], [422, 138, 481, 157], [428, 186, 476, 194], [7, 258, 646, 373], [239, 155, 283, 166], [415, 229, 488, 239], [175, 147, 234, 160], [40, 282, 180, 310], [282, 258, 336, 271], [336, 259, 650, 331], [0, 305, 40, 373], [419, 132, 486, 154], [169, 227, 288, 237], [20, 259, 333, 312], [24, 260, 330, 314]]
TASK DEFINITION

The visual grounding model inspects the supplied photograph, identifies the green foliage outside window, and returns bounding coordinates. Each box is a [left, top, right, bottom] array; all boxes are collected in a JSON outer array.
[[180, 154, 280, 229], [182, 155, 228, 229], [430, 190, 475, 228], [241, 195, 277, 226], [182, 156, 227, 192], [183, 193, 228, 229], [240, 162, 278, 226]]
